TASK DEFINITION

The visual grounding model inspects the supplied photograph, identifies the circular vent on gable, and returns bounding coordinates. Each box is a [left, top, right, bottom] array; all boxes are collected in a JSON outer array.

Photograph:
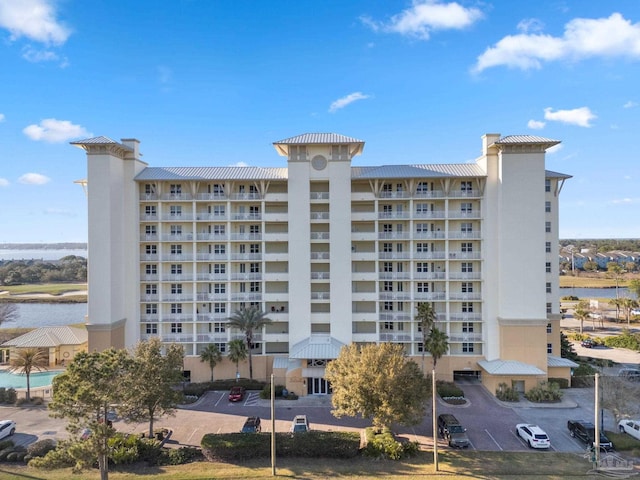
[[311, 155, 327, 171]]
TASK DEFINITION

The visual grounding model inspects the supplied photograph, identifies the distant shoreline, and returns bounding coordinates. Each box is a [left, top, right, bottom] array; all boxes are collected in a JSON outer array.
[[0, 243, 87, 250]]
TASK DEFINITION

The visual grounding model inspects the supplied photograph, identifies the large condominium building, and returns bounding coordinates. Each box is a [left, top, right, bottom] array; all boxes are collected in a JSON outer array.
[[72, 132, 575, 396]]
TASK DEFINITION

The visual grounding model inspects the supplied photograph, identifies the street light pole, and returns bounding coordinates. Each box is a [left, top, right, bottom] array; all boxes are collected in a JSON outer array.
[[271, 374, 276, 476], [594, 373, 600, 466], [432, 369, 438, 472]]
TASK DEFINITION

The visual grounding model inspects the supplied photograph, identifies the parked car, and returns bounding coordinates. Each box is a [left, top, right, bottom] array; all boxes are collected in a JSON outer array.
[[631, 309, 640, 316], [437, 414, 470, 448], [290, 415, 310, 433], [241, 416, 261, 433], [618, 420, 640, 440], [516, 423, 550, 449], [0, 420, 16, 440], [567, 420, 614, 451], [618, 368, 640, 382], [228, 386, 245, 402], [581, 338, 595, 348]]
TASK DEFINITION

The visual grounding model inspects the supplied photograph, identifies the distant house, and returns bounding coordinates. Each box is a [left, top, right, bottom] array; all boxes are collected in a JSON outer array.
[[1, 326, 88, 367]]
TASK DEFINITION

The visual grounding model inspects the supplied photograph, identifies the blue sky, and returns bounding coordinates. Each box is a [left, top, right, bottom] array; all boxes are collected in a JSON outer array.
[[1, 0, 639, 243]]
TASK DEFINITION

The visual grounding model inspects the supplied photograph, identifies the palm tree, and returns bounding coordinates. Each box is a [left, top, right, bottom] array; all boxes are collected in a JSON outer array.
[[573, 300, 590, 334], [607, 262, 625, 300], [9, 347, 49, 401], [200, 344, 222, 382], [227, 339, 248, 382], [415, 302, 437, 374], [620, 297, 640, 327], [424, 327, 449, 370], [609, 298, 623, 323], [227, 307, 272, 380]]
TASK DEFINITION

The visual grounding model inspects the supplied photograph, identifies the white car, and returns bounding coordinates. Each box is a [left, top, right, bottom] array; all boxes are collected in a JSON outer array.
[[0, 420, 16, 440], [516, 423, 550, 449], [631, 309, 640, 316], [290, 415, 310, 433], [618, 420, 640, 440]]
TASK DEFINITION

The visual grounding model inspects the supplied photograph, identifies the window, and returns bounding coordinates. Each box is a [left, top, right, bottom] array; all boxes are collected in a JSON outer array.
[[461, 202, 472, 213], [545, 221, 551, 233], [171, 283, 183, 295], [417, 182, 428, 194], [145, 264, 157, 275], [547, 343, 553, 354], [145, 323, 158, 335], [383, 262, 393, 272], [546, 282, 552, 293], [461, 262, 473, 273], [462, 302, 473, 313], [144, 183, 155, 195], [383, 243, 393, 253], [145, 225, 156, 236], [145, 284, 157, 295], [460, 181, 472, 192], [461, 282, 473, 293], [212, 184, 224, 196], [213, 205, 225, 216], [214, 244, 225, 254], [382, 204, 393, 216], [463, 322, 474, 333], [249, 205, 260, 216], [383, 224, 393, 233], [416, 223, 428, 233], [546, 302, 552, 314], [383, 302, 393, 311], [170, 184, 182, 196], [462, 343, 474, 353], [170, 205, 182, 217], [250, 244, 260, 253], [145, 245, 157, 255], [171, 323, 182, 333], [171, 303, 182, 314], [546, 242, 551, 253], [170, 244, 182, 255], [383, 281, 393, 292], [213, 225, 225, 235], [416, 243, 428, 253], [383, 322, 393, 330], [545, 179, 551, 192], [145, 303, 157, 314], [213, 322, 225, 333], [171, 264, 182, 275], [213, 263, 225, 274], [417, 282, 429, 292], [416, 203, 429, 214], [546, 262, 552, 273], [382, 184, 392, 195], [416, 262, 428, 273], [214, 283, 226, 294], [249, 224, 260, 234], [546, 323, 552, 334], [397, 301, 404, 311], [250, 282, 260, 292], [461, 242, 473, 253], [461, 223, 472, 233], [545, 201, 551, 213], [212, 303, 225, 313], [145, 205, 156, 216], [170, 225, 182, 236]]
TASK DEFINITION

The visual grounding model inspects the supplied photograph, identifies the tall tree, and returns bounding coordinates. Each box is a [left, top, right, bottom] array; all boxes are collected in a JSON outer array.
[[560, 332, 578, 361], [620, 298, 640, 327], [49, 349, 132, 480], [573, 300, 590, 334], [325, 343, 430, 430], [9, 347, 48, 401], [609, 298, 623, 323], [628, 279, 640, 300], [415, 302, 437, 373], [227, 338, 247, 381], [227, 308, 272, 380], [606, 262, 625, 299], [0, 303, 19, 327], [423, 327, 449, 370], [600, 375, 640, 424], [122, 338, 185, 438], [200, 344, 222, 382]]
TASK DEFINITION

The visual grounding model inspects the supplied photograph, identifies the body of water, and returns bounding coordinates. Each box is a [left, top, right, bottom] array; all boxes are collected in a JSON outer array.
[[8, 303, 87, 329], [560, 287, 629, 299], [0, 371, 60, 389], [0, 249, 87, 261]]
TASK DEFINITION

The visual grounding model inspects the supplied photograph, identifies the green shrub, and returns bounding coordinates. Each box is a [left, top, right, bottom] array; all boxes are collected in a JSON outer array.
[[547, 377, 569, 389], [29, 441, 77, 470], [436, 380, 464, 398], [259, 384, 285, 399], [0, 447, 15, 460], [157, 446, 203, 465], [0, 387, 5, 403], [108, 433, 140, 465], [496, 382, 519, 402], [3, 388, 16, 404], [525, 381, 563, 403], [0, 440, 14, 450], [363, 428, 418, 460], [561, 295, 579, 301], [572, 363, 596, 387], [26, 439, 57, 458], [182, 379, 267, 397], [604, 330, 640, 351]]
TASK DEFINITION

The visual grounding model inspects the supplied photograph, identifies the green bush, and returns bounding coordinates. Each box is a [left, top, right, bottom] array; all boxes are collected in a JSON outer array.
[[182, 379, 267, 397], [547, 377, 569, 389], [0, 440, 14, 450], [157, 446, 203, 465], [561, 295, 579, 301], [604, 330, 640, 351], [2, 388, 17, 404], [436, 380, 464, 398], [26, 439, 57, 458], [525, 381, 563, 403], [0, 387, 5, 403], [363, 428, 418, 460], [0, 447, 15, 460], [28, 441, 76, 469], [108, 433, 140, 465], [572, 362, 596, 387], [259, 384, 285, 399], [496, 382, 519, 402]]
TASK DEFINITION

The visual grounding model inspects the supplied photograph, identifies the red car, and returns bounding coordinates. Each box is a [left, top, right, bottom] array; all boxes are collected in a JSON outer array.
[[228, 386, 245, 402]]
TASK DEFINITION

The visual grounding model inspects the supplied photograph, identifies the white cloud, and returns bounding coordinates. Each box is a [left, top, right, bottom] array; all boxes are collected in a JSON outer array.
[[527, 119, 545, 129], [517, 18, 544, 34], [23, 118, 91, 143], [229, 162, 248, 167], [361, 1, 483, 40], [623, 100, 638, 108], [43, 207, 75, 216], [544, 106, 596, 127], [0, 0, 70, 45], [0, 113, 4, 122], [0, 178, 9, 187], [546, 144, 563, 155], [18, 173, 50, 185], [22, 45, 59, 63], [329, 92, 370, 113], [473, 13, 640, 73], [610, 197, 639, 205]]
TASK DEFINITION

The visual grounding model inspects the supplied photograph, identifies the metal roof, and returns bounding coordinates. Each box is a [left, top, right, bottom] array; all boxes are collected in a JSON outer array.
[[477, 359, 546, 376], [273, 133, 364, 145], [545, 169, 573, 179], [70, 136, 120, 145], [135, 166, 288, 181], [496, 135, 560, 145], [2, 326, 88, 348], [547, 355, 579, 368], [352, 164, 486, 179], [289, 336, 345, 360]]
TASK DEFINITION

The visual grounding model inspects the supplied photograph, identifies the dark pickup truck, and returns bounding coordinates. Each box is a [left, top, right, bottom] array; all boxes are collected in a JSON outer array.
[[567, 420, 614, 451]]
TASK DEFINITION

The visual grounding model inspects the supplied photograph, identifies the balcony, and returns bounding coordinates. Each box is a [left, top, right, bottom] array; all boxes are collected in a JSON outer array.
[[162, 294, 194, 302], [230, 273, 262, 281], [413, 251, 446, 260], [377, 191, 411, 199], [196, 334, 228, 343], [379, 252, 411, 260], [448, 231, 481, 239], [449, 293, 482, 301], [196, 253, 228, 261], [448, 211, 481, 219], [162, 314, 193, 322], [141, 294, 159, 301], [378, 313, 411, 322], [378, 232, 410, 240], [378, 211, 410, 220], [448, 272, 481, 280], [162, 274, 194, 281], [161, 193, 193, 201], [414, 190, 445, 198], [449, 333, 483, 342], [229, 193, 263, 200], [140, 193, 159, 201], [310, 192, 329, 200], [232, 213, 262, 221], [195, 213, 227, 221], [413, 210, 446, 219], [196, 314, 228, 322], [196, 233, 228, 241], [414, 292, 446, 301], [449, 189, 481, 198], [140, 254, 159, 261], [448, 251, 481, 260], [449, 313, 482, 321], [310, 252, 330, 260], [310, 292, 330, 300], [311, 272, 330, 280], [310, 212, 329, 221], [311, 232, 330, 240], [196, 273, 228, 281], [378, 272, 411, 280], [379, 333, 412, 342], [195, 193, 227, 201], [140, 234, 159, 241], [140, 214, 158, 221], [230, 233, 262, 241], [141, 274, 159, 281], [162, 254, 192, 262], [379, 292, 411, 301], [413, 272, 446, 280], [230, 293, 262, 301], [414, 231, 445, 240], [161, 334, 193, 343], [230, 253, 262, 261], [196, 293, 228, 302], [162, 213, 194, 221], [161, 234, 193, 242]]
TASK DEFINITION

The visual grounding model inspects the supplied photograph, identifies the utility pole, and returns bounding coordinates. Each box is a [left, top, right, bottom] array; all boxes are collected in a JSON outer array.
[[271, 374, 276, 476], [432, 370, 438, 472]]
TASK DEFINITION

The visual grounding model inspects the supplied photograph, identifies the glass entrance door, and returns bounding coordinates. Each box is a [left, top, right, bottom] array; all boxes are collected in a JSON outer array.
[[307, 378, 332, 395]]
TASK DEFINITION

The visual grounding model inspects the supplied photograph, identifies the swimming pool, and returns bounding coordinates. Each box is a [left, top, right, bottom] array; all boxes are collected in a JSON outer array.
[[0, 371, 61, 389]]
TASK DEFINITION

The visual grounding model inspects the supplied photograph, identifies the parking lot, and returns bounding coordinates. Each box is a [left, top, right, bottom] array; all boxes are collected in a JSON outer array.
[[1, 382, 610, 454]]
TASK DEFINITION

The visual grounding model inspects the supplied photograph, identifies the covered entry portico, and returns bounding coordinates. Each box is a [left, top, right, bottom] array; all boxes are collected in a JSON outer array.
[[287, 336, 344, 396]]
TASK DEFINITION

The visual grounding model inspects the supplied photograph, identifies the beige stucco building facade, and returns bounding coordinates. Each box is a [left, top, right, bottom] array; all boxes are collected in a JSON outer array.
[[72, 132, 575, 396]]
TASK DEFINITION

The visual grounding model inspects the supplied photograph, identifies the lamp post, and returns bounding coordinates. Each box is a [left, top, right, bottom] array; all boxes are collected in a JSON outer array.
[[271, 374, 276, 476], [432, 369, 438, 472]]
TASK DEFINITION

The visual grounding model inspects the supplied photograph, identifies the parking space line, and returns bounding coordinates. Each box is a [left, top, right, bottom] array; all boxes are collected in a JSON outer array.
[[186, 428, 200, 444], [214, 392, 225, 407], [485, 429, 502, 450]]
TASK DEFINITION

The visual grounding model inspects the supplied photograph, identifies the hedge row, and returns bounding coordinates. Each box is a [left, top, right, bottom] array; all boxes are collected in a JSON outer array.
[[201, 431, 360, 461], [182, 379, 267, 397]]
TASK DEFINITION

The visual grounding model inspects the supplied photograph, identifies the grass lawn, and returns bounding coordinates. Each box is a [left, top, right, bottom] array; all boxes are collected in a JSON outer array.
[[559, 276, 620, 288], [0, 451, 618, 479], [0, 283, 87, 296]]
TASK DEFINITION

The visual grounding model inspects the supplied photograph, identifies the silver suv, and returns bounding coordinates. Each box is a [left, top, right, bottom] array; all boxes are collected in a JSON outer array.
[[437, 414, 470, 448]]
